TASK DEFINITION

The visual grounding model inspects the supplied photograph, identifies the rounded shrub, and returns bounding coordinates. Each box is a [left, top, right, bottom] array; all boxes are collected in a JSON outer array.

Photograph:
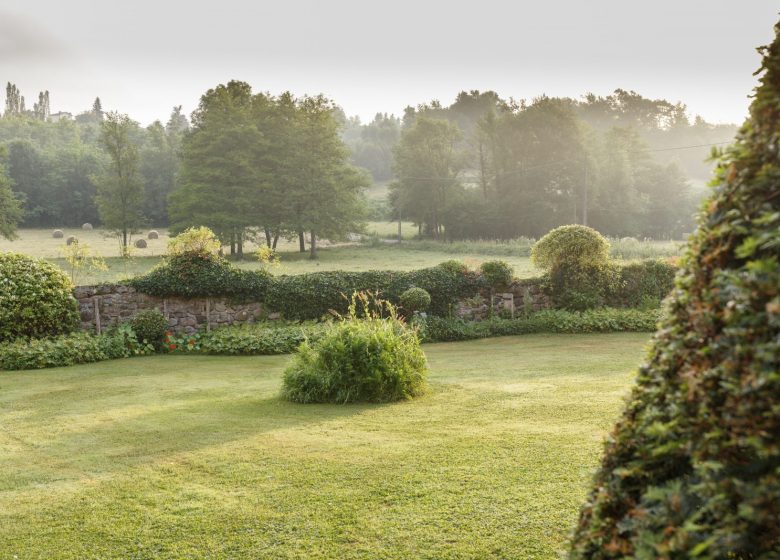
[[479, 260, 514, 290], [399, 287, 431, 313], [0, 253, 79, 341], [52, 229, 64, 238], [531, 224, 610, 270], [130, 309, 168, 349], [282, 294, 428, 404], [437, 259, 469, 275]]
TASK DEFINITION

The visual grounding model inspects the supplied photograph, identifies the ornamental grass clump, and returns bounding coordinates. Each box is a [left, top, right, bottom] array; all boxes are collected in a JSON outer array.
[[282, 292, 428, 404], [570, 21, 780, 559]]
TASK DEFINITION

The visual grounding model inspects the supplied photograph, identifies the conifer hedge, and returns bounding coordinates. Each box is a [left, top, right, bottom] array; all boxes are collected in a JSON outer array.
[[570, 23, 780, 558]]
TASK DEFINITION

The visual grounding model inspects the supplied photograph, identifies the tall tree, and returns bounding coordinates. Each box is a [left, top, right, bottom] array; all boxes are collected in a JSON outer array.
[[95, 112, 144, 250], [0, 146, 23, 239], [570, 21, 780, 558]]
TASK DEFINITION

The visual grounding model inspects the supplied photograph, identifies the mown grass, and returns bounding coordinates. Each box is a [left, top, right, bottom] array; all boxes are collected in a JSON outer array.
[[0, 333, 648, 559]]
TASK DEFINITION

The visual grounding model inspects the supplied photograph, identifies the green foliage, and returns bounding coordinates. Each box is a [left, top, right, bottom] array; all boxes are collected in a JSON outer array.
[[531, 225, 610, 271], [418, 308, 659, 342], [167, 226, 221, 257], [0, 147, 23, 240], [399, 287, 431, 313], [547, 261, 621, 311], [0, 253, 79, 341], [198, 323, 323, 355], [282, 294, 428, 404], [130, 309, 169, 349], [479, 260, 514, 290], [610, 259, 677, 309], [570, 22, 780, 558], [129, 252, 271, 300]]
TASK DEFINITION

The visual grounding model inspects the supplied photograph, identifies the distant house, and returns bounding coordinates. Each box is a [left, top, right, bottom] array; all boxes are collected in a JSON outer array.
[[49, 111, 72, 123]]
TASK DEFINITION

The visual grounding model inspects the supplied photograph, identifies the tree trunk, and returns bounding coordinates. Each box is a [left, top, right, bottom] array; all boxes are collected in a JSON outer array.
[[237, 233, 243, 260], [264, 228, 272, 247], [309, 231, 317, 260], [272, 234, 279, 250], [298, 229, 306, 252]]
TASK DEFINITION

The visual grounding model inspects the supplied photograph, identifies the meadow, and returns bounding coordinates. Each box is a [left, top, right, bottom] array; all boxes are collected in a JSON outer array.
[[0, 226, 679, 285], [0, 333, 648, 559]]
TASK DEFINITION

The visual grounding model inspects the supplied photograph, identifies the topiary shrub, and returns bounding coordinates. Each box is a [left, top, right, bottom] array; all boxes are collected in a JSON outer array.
[[147, 230, 159, 239], [570, 23, 780, 559], [282, 293, 428, 404], [479, 260, 514, 291], [532, 225, 617, 310], [52, 229, 64, 238], [399, 287, 431, 313], [531, 224, 610, 271], [130, 309, 169, 350], [0, 253, 79, 341]]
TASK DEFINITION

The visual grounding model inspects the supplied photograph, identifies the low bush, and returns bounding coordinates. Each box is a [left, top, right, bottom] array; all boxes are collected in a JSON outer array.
[[480, 260, 514, 291], [610, 259, 677, 308], [419, 308, 660, 342], [0, 253, 80, 341], [399, 287, 431, 314], [546, 261, 622, 311], [198, 323, 323, 355], [281, 294, 428, 404], [131, 309, 169, 349], [531, 225, 610, 270]]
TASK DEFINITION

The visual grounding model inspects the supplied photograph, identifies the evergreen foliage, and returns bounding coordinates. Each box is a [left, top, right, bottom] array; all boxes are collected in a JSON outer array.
[[570, 22, 780, 559]]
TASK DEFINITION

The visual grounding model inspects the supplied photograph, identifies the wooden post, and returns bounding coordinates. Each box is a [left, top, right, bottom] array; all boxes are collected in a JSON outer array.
[[206, 299, 211, 332], [93, 296, 101, 334], [163, 299, 168, 320]]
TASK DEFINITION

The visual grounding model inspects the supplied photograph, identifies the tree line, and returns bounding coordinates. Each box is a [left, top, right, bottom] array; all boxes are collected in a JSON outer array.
[[0, 82, 737, 248]]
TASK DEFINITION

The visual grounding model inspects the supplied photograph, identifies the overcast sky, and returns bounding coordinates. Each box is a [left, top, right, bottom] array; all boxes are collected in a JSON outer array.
[[1, 1, 776, 126]]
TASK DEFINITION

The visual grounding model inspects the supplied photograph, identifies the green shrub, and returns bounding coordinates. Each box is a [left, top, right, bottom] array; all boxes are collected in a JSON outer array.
[[199, 323, 323, 355], [281, 294, 428, 404], [531, 225, 610, 270], [570, 26, 780, 558], [479, 260, 514, 290], [130, 252, 271, 300], [0, 253, 79, 342], [130, 309, 169, 349], [609, 259, 677, 308], [399, 287, 431, 313], [546, 261, 622, 311]]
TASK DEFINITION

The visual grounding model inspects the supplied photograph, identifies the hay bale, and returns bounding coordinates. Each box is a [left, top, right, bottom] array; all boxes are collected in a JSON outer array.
[[82, 223, 93, 230], [147, 230, 159, 240], [134, 239, 147, 249], [52, 229, 64, 239], [66, 236, 78, 246]]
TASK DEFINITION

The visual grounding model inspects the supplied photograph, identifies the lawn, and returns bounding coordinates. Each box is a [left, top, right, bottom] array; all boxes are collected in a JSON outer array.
[[0, 333, 648, 559]]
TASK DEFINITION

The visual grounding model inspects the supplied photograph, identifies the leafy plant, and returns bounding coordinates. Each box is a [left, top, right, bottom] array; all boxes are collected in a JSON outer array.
[[0, 253, 80, 341], [130, 309, 169, 350], [167, 226, 222, 257], [531, 224, 610, 271], [59, 240, 108, 284], [399, 287, 431, 314], [282, 293, 429, 403]]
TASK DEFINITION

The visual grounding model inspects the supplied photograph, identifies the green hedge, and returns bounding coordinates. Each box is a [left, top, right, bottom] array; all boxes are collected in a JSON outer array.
[[0, 331, 128, 370], [198, 323, 323, 355]]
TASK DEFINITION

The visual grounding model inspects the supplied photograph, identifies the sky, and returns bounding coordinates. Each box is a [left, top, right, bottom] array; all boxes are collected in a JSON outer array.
[[0, 0, 777, 126]]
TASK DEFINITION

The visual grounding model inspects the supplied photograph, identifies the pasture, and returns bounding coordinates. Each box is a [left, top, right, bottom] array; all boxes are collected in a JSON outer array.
[[0, 333, 648, 559]]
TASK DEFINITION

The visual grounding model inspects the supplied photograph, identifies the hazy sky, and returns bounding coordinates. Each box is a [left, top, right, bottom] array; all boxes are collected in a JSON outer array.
[[1, 1, 776, 126]]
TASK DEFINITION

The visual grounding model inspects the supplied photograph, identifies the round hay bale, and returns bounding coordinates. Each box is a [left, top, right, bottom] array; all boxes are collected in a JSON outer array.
[[52, 229, 64, 239], [134, 239, 147, 249], [147, 230, 159, 240], [66, 236, 78, 246], [82, 223, 93, 230]]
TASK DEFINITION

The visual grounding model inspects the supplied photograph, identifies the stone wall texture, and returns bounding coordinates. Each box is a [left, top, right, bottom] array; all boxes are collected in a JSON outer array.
[[74, 278, 552, 333]]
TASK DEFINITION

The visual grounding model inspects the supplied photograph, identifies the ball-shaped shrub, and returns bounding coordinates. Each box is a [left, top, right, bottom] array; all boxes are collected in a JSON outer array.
[[399, 287, 431, 313], [147, 230, 159, 240], [130, 309, 168, 349], [437, 259, 469, 275], [81, 223, 93, 230], [0, 253, 79, 341], [531, 224, 610, 270], [282, 295, 428, 403], [480, 260, 514, 290], [66, 235, 78, 246], [134, 238, 147, 249], [52, 229, 64, 238]]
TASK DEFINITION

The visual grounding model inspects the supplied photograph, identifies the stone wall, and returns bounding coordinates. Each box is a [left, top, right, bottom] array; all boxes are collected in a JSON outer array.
[[74, 285, 264, 334], [74, 278, 552, 333]]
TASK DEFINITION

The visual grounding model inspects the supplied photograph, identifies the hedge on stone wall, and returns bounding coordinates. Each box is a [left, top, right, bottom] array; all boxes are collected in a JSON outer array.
[[570, 22, 780, 559]]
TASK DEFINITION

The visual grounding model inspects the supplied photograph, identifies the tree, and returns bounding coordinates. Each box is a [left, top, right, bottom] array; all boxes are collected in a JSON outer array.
[[33, 91, 50, 121], [95, 112, 144, 251], [570, 21, 780, 558], [4, 83, 24, 116], [0, 147, 23, 239], [391, 117, 463, 238]]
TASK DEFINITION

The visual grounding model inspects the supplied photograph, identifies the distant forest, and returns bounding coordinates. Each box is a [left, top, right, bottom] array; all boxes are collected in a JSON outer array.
[[1, 83, 737, 241]]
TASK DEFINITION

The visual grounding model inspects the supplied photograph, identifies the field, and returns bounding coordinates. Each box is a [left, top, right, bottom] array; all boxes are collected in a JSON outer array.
[[0, 227, 680, 285], [0, 333, 647, 559]]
